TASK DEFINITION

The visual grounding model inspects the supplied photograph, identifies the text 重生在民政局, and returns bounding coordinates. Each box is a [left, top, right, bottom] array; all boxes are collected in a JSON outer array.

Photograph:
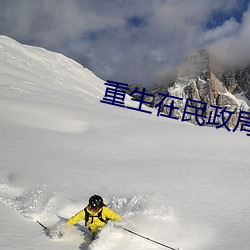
[[100, 80, 250, 136]]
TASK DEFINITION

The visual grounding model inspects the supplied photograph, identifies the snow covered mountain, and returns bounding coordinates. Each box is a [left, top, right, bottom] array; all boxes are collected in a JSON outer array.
[[0, 36, 250, 250], [167, 49, 249, 128], [128, 49, 250, 129]]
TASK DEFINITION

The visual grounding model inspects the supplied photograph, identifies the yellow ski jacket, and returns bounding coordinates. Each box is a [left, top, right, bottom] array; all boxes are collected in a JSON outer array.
[[67, 206, 121, 233]]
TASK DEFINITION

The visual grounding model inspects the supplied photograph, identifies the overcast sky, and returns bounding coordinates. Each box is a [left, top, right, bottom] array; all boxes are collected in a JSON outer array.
[[0, 0, 249, 86]]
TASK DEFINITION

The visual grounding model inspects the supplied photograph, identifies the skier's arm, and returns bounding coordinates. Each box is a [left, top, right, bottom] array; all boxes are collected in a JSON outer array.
[[104, 207, 122, 222], [67, 209, 85, 225]]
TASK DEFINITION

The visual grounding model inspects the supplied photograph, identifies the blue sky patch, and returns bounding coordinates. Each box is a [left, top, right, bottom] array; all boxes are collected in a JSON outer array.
[[126, 15, 148, 28], [206, 0, 249, 29]]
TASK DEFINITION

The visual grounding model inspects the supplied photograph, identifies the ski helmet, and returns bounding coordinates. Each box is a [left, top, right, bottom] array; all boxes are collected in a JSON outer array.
[[89, 195, 104, 210]]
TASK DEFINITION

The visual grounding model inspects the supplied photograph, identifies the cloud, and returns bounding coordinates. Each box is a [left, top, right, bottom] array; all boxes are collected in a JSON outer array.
[[0, 0, 249, 86], [209, 3, 250, 69], [200, 18, 240, 45]]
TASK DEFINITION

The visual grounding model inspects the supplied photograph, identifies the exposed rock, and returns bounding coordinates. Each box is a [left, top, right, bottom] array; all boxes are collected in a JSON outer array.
[[217, 66, 250, 99], [166, 49, 249, 128], [126, 48, 250, 130], [130, 48, 250, 130]]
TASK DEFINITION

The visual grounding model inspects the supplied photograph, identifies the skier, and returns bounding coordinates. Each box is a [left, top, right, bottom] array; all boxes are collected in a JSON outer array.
[[66, 194, 121, 239]]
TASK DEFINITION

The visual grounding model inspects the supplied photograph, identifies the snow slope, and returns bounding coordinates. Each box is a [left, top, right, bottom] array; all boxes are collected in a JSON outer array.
[[0, 36, 249, 250]]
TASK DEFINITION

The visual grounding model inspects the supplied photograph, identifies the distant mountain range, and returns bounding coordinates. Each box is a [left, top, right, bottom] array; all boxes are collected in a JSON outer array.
[[127, 49, 250, 129]]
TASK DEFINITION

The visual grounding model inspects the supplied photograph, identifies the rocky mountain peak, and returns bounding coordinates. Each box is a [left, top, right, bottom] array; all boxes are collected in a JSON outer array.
[[177, 48, 210, 79]]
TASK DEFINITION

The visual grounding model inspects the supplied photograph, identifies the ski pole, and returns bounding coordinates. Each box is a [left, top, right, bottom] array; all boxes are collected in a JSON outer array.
[[122, 227, 180, 250], [37, 220, 48, 231]]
